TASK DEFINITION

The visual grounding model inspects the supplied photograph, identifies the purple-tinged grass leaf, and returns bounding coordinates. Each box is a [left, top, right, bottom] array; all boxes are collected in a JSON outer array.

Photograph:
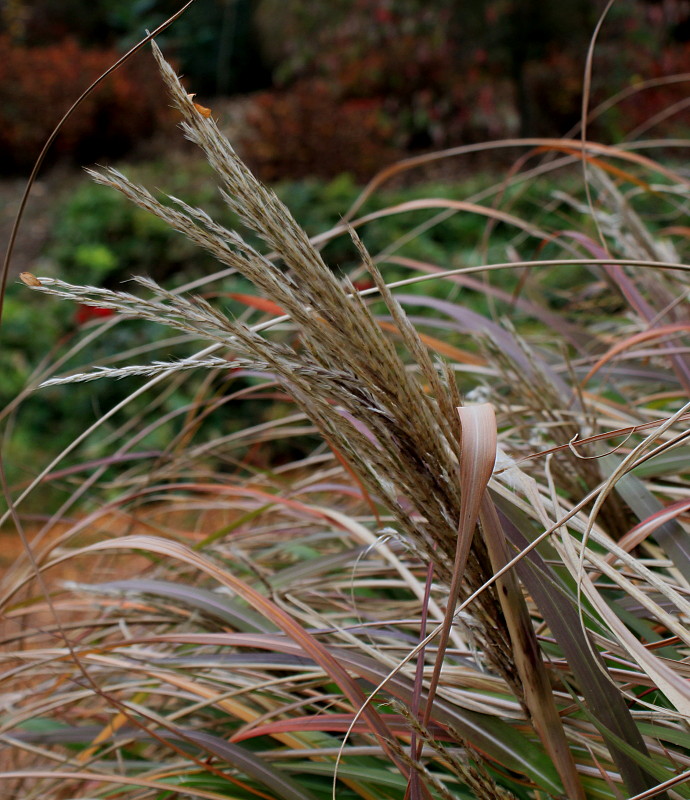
[[231, 713, 452, 743], [396, 294, 570, 396], [91, 578, 278, 633], [8, 725, 323, 800], [145, 632, 565, 793], [564, 695, 690, 799], [479, 495, 585, 800], [268, 546, 368, 589], [382, 254, 594, 353], [564, 230, 690, 394], [169, 728, 323, 800], [581, 324, 690, 387], [494, 500, 668, 798], [612, 497, 690, 567], [563, 539, 690, 717]]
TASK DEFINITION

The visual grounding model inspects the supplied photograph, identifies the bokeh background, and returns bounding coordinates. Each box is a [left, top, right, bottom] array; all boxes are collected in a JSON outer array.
[[2, 0, 690, 177]]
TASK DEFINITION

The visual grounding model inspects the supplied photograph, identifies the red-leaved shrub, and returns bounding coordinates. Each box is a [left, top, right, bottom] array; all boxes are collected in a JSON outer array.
[[240, 79, 403, 181], [244, 0, 525, 180], [0, 36, 170, 172], [614, 42, 690, 138]]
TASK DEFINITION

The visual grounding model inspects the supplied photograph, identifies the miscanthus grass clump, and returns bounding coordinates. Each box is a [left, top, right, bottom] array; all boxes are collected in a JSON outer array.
[[4, 41, 690, 800]]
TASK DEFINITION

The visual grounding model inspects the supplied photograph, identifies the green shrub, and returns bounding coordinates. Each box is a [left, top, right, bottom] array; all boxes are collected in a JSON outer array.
[[49, 176, 227, 286]]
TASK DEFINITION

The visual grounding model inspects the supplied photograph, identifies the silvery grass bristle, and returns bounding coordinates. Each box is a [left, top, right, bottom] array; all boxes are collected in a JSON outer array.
[[21, 41, 518, 695]]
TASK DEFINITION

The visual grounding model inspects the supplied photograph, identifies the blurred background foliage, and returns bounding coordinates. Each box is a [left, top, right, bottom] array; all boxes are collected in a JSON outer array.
[[1, 0, 690, 175]]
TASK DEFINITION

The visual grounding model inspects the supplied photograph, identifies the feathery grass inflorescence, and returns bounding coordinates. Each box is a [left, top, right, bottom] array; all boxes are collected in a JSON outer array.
[[24, 41, 518, 684]]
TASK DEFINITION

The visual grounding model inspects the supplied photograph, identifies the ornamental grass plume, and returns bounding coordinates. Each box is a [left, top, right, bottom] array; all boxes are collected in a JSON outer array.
[[23, 41, 518, 691]]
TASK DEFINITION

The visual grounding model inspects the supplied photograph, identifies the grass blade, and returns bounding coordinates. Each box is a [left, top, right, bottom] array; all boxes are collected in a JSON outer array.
[[479, 495, 584, 800], [495, 502, 667, 797]]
